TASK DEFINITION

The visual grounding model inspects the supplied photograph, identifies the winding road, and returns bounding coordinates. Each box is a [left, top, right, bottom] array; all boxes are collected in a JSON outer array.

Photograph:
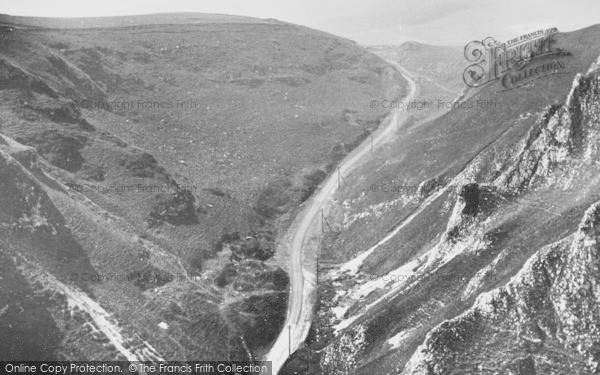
[[262, 62, 418, 374]]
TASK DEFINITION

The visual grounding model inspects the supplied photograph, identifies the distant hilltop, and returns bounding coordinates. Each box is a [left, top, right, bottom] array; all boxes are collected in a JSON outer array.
[[0, 12, 277, 29]]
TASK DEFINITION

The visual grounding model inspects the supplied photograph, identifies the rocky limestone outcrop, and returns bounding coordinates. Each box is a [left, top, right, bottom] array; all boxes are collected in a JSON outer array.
[[459, 183, 480, 216], [417, 175, 446, 199], [494, 56, 600, 192], [444, 183, 479, 244], [397, 55, 600, 375], [443, 183, 500, 245], [403, 200, 600, 374], [312, 52, 600, 375]]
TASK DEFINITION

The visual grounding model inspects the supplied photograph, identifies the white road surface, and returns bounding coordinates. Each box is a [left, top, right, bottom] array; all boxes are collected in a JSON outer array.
[[261, 62, 418, 374]]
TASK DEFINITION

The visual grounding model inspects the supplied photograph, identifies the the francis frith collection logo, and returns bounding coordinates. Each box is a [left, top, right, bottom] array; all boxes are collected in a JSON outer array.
[[463, 28, 571, 91]]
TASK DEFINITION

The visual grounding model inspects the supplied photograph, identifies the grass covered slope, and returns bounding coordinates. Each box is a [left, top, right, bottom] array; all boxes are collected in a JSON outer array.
[[369, 42, 465, 96], [0, 12, 405, 205], [0, 13, 405, 362]]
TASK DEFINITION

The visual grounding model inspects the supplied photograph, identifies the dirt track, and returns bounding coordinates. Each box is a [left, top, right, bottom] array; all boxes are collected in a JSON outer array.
[[262, 62, 418, 374]]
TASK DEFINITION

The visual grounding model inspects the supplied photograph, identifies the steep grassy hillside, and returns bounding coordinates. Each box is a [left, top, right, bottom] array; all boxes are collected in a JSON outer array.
[[0, 13, 405, 362], [367, 43, 465, 130], [292, 25, 600, 375], [370, 43, 464, 96]]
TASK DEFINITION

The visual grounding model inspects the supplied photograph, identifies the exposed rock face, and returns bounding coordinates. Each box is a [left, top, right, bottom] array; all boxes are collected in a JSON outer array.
[[444, 183, 492, 244], [400, 57, 600, 375], [404, 201, 600, 374], [417, 176, 446, 199], [494, 56, 600, 192], [459, 183, 479, 216], [309, 51, 600, 375]]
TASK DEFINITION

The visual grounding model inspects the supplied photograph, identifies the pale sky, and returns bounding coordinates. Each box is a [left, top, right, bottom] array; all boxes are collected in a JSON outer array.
[[2, 0, 599, 45]]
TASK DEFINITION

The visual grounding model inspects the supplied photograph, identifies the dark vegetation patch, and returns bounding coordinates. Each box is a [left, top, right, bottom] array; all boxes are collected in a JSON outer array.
[[133, 52, 152, 64], [152, 286, 249, 360], [226, 291, 288, 349], [97, 131, 128, 147], [95, 47, 129, 62], [48, 41, 69, 50], [324, 125, 379, 173], [0, 59, 58, 98], [119, 151, 171, 181], [212, 228, 274, 261], [47, 48, 145, 100], [127, 265, 174, 291], [275, 76, 311, 87], [299, 169, 328, 202], [300, 63, 328, 76], [232, 78, 265, 88], [230, 236, 274, 262], [258, 266, 289, 291], [211, 230, 241, 254], [202, 187, 231, 198], [78, 164, 105, 181], [0, 254, 61, 360], [348, 74, 371, 84], [148, 189, 198, 226], [255, 178, 296, 219], [27, 103, 95, 131], [354, 114, 387, 129], [46, 55, 106, 100], [211, 226, 287, 294], [188, 246, 211, 275], [15, 130, 88, 172], [328, 143, 348, 168], [60, 48, 144, 95], [254, 169, 327, 218], [214, 262, 238, 288], [69, 49, 109, 87]]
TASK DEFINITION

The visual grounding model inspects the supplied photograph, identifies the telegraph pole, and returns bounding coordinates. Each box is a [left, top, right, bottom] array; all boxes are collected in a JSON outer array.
[[321, 209, 334, 233], [337, 167, 347, 187]]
